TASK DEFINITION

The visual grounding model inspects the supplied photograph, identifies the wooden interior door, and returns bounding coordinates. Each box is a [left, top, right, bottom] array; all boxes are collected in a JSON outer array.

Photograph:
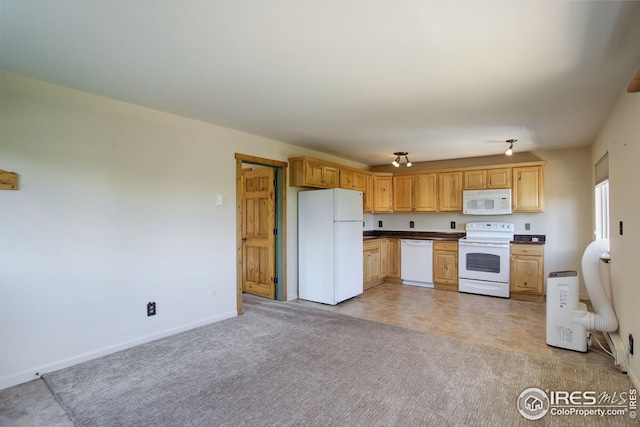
[[242, 168, 276, 299]]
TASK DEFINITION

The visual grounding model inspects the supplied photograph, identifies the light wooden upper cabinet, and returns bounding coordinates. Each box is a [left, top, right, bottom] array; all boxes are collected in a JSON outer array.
[[363, 173, 374, 213], [415, 173, 438, 211], [393, 173, 437, 212], [512, 165, 544, 212], [463, 168, 511, 190], [373, 174, 393, 213], [307, 161, 340, 188], [438, 171, 463, 212], [340, 169, 366, 192], [289, 157, 340, 188], [392, 175, 413, 212], [289, 156, 545, 213]]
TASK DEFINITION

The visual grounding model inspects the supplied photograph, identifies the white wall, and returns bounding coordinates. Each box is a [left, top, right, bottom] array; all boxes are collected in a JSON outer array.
[[591, 88, 640, 389], [371, 147, 594, 296], [2, 70, 629, 390], [0, 72, 365, 389]]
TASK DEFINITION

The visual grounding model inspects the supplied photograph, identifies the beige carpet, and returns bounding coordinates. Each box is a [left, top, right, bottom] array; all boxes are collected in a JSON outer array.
[[43, 295, 636, 426]]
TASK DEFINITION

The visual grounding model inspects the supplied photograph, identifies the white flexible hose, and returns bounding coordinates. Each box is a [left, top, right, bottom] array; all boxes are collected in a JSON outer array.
[[572, 239, 618, 332]]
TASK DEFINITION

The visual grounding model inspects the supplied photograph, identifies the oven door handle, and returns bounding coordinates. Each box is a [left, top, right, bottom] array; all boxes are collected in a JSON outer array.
[[459, 241, 510, 249]]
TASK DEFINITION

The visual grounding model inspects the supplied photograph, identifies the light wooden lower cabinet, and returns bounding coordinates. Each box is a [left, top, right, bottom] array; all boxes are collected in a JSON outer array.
[[363, 240, 382, 289], [363, 238, 401, 289], [433, 241, 458, 291], [510, 244, 544, 301], [386, 238, 401, 282]]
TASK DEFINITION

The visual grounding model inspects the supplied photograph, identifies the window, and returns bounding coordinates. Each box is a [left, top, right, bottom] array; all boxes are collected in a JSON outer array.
[[595, 180, 609, 239], [594, 153, 609, 240]]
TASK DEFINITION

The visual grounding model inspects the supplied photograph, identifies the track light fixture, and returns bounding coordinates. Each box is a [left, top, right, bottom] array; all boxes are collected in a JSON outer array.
[[392, 152, 412, 167], [505, 139, 517, 156]]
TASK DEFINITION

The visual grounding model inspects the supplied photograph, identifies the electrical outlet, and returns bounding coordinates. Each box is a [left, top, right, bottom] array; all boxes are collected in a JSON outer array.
[[629, 334, 634, 355], [147, 302, 156, 316], [378, 220, 383, 228], [450, 221, 456, 229], [525, 223, 531, 231], [410, 221, 415, 228]]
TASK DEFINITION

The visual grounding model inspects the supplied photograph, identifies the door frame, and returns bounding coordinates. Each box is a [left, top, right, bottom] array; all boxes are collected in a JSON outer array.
[[235, 153, 288, 315]]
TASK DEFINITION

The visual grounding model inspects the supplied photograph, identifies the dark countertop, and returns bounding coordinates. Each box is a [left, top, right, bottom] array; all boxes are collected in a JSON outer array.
[[363, 231, 546, 244], [363, 230, 465, 241], [512, 234, 546, 245]]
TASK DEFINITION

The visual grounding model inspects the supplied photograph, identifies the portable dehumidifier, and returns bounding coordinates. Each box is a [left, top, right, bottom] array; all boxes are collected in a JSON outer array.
[[546, 270, 588, 352]]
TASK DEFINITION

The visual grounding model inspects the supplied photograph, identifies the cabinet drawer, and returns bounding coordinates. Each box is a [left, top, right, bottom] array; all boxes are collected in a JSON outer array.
[[433, 241, 458, 251], [510, 244, 543, 256], [363, 239, 381, 251]]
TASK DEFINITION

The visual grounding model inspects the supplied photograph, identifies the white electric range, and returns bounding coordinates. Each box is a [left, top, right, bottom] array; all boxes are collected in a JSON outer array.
[[458, 222, 514, 298]]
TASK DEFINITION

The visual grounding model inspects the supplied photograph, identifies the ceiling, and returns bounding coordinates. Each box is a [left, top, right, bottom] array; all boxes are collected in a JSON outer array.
[[2, 1, 640, 166]]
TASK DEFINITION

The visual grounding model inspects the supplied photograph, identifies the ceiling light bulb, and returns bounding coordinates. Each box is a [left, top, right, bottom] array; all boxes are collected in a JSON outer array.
[[505, 139, 516, 156], [392, 157, 400, 167], [405, 156, 412, 167]]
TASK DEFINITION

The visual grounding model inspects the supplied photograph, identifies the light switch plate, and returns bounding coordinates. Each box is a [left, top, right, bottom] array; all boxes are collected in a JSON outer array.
[[216, 195, 224, 206]]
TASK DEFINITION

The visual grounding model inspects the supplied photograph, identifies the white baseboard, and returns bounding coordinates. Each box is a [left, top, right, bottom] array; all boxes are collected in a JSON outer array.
[[0, 310, 237, 391]]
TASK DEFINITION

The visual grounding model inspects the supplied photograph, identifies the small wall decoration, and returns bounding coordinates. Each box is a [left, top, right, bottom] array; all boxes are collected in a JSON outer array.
[[0, 170, 18, 190]]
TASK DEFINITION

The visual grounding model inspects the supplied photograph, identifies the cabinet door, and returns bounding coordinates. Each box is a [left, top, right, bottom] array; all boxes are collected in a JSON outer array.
[[363, 248, 371, 287], [363, 173, 374, 213], [510, 255, 543, 294], [363, 248, 381, 289], [373, 175, 393, 212], [324, 166, 340, 188], [370, 248, 381, 285], [380, 239, 389, 278], [387, 239, 401, 279], [392, 175, 414, 212], [438, 171, 463, 212], [486, 168, 511, 189], [304, 161, 326, 187], [414, 173, 437, 212], [433, 250, 458, 284], [463, 170, 487, 190], [351, 171, 366, 192], [340, 170, 355, 190], [340, 169, 365, 191], [513, 166, 544, 212]]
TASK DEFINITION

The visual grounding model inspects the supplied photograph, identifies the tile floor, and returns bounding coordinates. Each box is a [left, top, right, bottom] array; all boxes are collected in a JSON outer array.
[[294, 283, 619, 373], [0, 283, 622, 426]]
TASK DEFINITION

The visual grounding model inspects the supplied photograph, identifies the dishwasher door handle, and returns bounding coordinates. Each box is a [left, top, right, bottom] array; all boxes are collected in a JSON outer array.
[[401, 240, 433, 247]]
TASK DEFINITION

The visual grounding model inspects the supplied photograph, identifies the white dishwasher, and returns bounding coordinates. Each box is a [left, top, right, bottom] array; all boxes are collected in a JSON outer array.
[[401, 239, 434, 288]]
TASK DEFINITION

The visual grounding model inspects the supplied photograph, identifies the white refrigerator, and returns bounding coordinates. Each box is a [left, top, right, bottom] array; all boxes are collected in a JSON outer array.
[[298, 188, 364, 305]]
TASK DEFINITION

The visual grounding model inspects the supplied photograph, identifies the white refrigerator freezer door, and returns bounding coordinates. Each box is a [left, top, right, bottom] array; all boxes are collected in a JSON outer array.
[[334, 221, 364, 303], [298, 190, 335, 304], [334, 189, 363, 222]]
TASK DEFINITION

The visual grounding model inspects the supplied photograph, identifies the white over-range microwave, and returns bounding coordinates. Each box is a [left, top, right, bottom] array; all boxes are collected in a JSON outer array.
[[462, 189, 512, 215]]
